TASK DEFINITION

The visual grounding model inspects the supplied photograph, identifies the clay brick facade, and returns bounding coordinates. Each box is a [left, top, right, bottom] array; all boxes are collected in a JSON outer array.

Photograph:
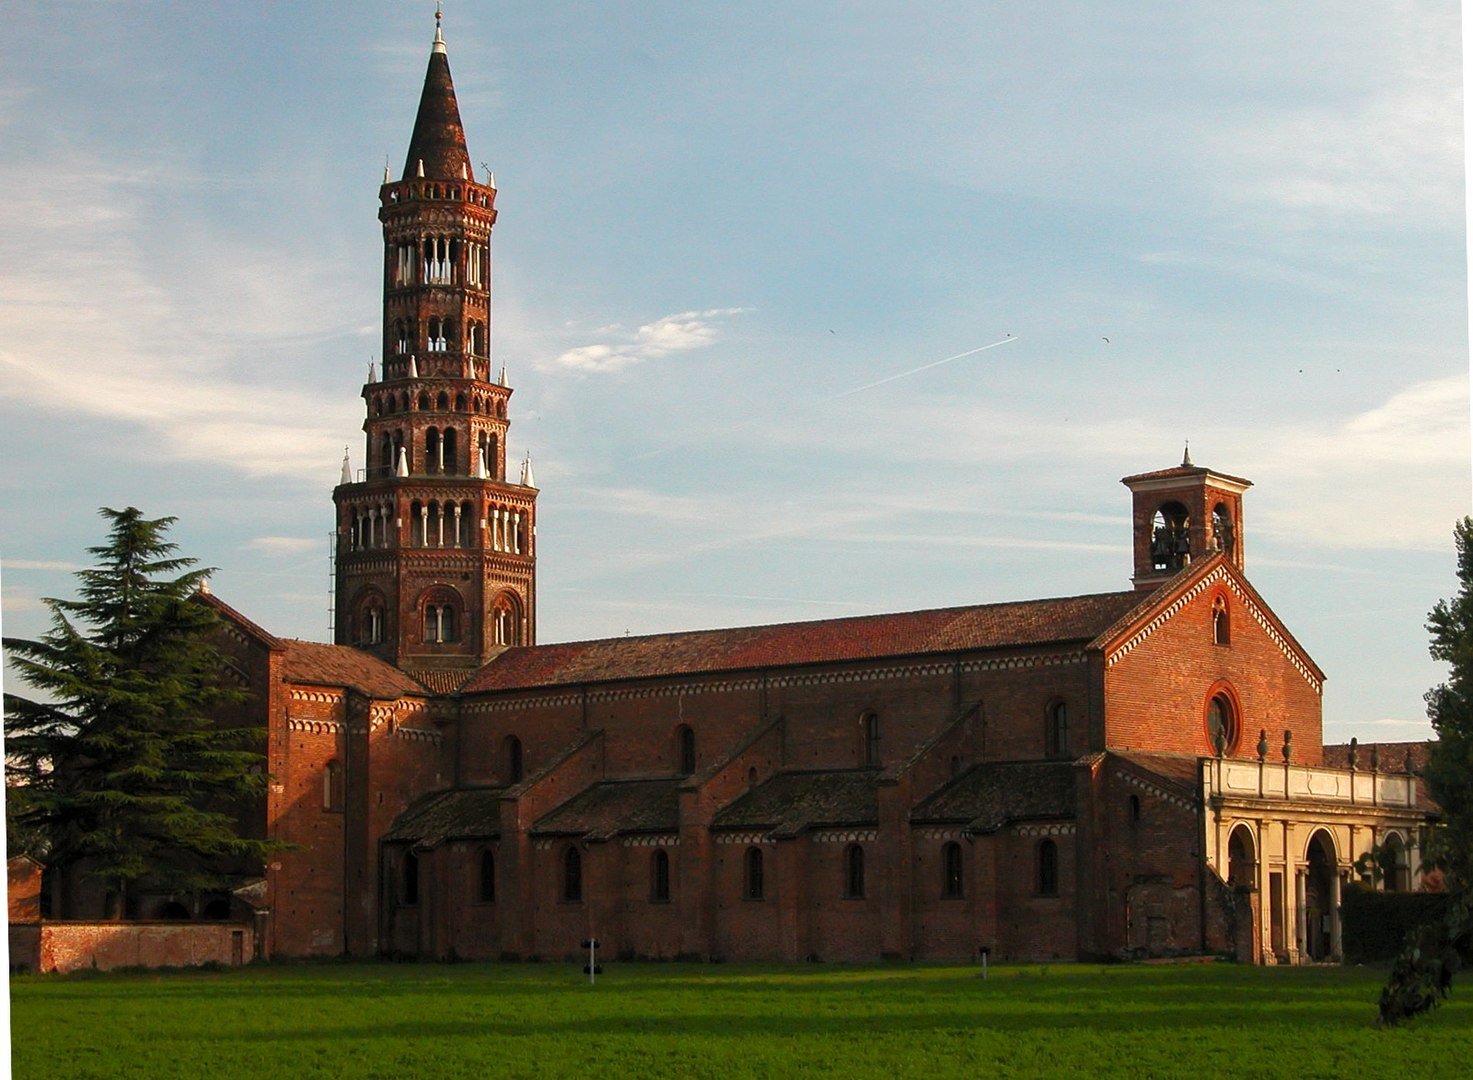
[[23, 21, 1433, 971]]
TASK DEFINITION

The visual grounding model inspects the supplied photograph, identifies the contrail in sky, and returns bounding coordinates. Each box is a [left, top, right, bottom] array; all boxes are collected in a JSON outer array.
[[834, 335, 1018, 398]]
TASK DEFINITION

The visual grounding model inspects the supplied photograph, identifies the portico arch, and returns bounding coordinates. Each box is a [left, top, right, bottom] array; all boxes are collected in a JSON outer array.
[[1227, 823, 1256, 888], [1303, 830, 1338, 962]]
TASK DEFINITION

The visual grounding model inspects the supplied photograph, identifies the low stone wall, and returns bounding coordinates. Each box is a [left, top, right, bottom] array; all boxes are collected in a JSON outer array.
[[10, 921, 254, 973]]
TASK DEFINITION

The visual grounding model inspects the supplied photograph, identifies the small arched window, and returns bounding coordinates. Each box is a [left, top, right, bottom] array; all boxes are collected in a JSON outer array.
[[676, 725, 696, 776], [478, 849, 495, 903], [942, 841, 964, 899], [322, 759, 341, 812], [861, 711, 880, 767], [403, 851, 420, 906], [1129, 794, 1141, 824], [1037, 839, 1058, 897], [651, 849, 671, 903], [506, 736, 523, 784], [744, 847, 765, 900], [1045, 701, 1068, 759], [1212, 595, 1230, 645], [844, 844, 865, 899], [563, 846, 582, 903]]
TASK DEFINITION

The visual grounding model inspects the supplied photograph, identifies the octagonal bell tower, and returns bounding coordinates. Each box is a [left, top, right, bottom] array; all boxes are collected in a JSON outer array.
[[332, 12, 537, 675]]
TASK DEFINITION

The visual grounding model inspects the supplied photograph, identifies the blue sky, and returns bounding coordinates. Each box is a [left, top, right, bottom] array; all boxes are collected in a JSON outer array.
[[0, 2, 1467, 743]]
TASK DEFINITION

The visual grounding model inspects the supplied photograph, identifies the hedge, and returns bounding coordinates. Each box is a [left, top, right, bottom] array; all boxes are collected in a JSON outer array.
[[1341, 883, 1451, 963]]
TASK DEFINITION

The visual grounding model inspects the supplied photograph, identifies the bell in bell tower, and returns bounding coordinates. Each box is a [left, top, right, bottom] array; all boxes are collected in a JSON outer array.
[[332, 10, 537, 674], [1121, 447, 1250, 591]]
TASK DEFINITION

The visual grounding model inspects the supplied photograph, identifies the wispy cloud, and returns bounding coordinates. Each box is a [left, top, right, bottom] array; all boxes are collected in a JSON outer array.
[[1, 560, 85, 572], [541, 308, 749, 375], [246, 537, 322, 556]]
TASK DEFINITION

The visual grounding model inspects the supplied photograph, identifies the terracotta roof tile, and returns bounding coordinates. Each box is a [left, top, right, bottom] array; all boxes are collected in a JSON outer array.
[[383, 787, 504, 846], [1322, 741, 1432, 775], [531, 780, 681, 840], [1108, 751, 1203, 799], [403, 668, 474, 695], [911, 762, 1077, 829], [713, 770, 879, 835], [280, 640, 429, 699], [462, 591, 1142, 694], [1120, 463, 1252, 487]]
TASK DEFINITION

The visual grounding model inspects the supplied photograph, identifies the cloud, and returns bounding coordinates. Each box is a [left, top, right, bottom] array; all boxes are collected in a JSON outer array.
[[246, 537, 322, 556], [1, 560, 85, 572], [541, 308, 749, 375], [0, 152, 364, 485]]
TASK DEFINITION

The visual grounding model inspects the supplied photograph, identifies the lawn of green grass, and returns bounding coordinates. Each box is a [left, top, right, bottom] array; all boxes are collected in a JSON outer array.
[[10, 961, 1470, 1079]]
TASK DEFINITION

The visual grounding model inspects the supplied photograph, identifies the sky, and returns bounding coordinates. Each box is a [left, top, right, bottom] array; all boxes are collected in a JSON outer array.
[[0, 1, 1467, 744]]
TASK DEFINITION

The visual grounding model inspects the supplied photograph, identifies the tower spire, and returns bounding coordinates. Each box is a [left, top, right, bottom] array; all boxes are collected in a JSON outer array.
[[403, 4, 472, 180]]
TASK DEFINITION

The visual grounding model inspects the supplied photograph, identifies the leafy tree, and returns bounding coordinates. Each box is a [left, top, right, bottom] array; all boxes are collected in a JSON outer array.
[[4, 507, 274, 916], [1379, 517, 1473, 1025]]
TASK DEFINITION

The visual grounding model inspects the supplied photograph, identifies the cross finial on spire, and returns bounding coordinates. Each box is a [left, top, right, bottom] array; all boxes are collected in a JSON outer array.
[[433, 3, 446, 53], [1182, 441, 1193, 467]]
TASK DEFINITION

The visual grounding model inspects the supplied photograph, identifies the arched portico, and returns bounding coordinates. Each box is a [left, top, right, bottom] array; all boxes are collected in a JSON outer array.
[[1301, 830, 1339, 962]]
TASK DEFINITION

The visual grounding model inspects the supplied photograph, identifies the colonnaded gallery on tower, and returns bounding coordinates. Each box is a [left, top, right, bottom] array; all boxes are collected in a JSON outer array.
[[90, 22, 1443, 964]]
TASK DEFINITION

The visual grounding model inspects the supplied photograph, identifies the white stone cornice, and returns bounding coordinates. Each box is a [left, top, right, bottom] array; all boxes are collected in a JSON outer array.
[[1014, 822, 1076, 837], [812, 828, 879, 844]]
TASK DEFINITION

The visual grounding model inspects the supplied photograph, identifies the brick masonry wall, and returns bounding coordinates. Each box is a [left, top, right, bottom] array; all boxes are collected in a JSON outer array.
[[32, 922, 253, 973], [1105, 582, 1322, 763]]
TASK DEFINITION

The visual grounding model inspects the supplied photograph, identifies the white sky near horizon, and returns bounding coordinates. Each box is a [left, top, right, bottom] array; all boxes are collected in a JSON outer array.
[[0, 1, 1469, 746]]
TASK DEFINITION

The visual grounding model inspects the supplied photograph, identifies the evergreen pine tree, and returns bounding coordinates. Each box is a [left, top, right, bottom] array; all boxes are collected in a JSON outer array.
[[4, 507, 275, 917], [1379, 517, 1473, 1024]]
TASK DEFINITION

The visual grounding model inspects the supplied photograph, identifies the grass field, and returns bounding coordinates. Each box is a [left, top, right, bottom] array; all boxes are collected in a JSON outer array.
[[9, 960, 1471, 1079]]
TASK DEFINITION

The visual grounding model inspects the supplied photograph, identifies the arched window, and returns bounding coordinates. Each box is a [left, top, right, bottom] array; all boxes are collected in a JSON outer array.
[[425, 428, 441, 474], [478, 849, 495, 903], [437, 391, 450, 411], [403, 852, 420, 905], [506, 736, 523, 784], [676, 725, 696, 776], [322, 759, 341, 812], [1129, 794, 1141, 824], [860, 711, 880, 767], [1150, 502, 1191, 572], [651, 849, 671, 903], [1212, 595, 1230, 645], [492, 592, 523, 647], [1206, 690, 1239, 755], [747, 766, 759, 786], [1037, 839, 1058, 897], [942, 842, 964, 899], [563, 846, 582, 903], [744, 847, 765, 900], [1045, 701, 1068, 759], [844, 844, 865, 899], [442, 427, 458, 475]]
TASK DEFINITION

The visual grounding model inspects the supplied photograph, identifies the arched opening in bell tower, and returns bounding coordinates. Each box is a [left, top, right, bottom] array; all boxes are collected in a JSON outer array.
[[1150, 502, 1190, 573]]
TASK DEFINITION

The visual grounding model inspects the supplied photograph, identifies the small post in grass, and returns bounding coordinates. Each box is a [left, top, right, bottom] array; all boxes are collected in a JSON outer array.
[[582, 938, 602, 985], [979, 944, 990, 980]]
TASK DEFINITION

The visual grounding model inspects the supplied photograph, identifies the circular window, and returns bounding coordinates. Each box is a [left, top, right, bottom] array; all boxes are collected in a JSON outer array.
[[1206, 692, 1238, 755]]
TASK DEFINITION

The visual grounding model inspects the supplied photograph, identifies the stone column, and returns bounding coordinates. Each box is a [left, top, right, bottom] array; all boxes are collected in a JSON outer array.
[[1293, 870, 1307, 966], [1329, 870, 1343, 962]]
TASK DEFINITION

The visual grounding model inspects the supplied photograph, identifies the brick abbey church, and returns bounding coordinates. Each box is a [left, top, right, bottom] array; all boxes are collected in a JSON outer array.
[[22, 18, 1437, 968]]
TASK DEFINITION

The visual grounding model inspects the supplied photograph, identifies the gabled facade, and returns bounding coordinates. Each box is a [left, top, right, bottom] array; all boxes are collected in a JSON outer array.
[[189, 15, 1435, 966]]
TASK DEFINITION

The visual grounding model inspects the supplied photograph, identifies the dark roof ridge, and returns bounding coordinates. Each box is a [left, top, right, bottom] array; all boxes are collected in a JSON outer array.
[[499, 588, 1140, 653]]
